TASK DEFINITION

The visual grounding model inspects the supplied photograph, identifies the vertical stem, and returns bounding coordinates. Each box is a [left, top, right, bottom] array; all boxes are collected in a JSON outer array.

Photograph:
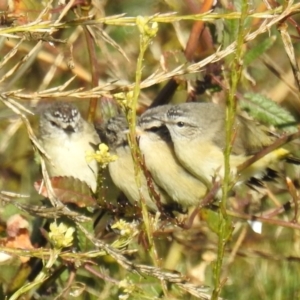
[[126, 17, 159, 266], [212, 0, 248, 299]]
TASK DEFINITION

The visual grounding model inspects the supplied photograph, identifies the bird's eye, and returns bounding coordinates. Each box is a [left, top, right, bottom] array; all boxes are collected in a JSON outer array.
[[176, 121, 185, 127], [50, 121, 58, 127], [148, 127, 160, 133]]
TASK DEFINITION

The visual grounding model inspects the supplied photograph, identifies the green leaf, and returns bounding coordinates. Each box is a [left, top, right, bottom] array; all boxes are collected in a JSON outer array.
[[244, 36, 276, 66], [34, 176, 97, 208], [240, 93, 298, 132], [222, 0, 242, 47], [76, 220, 94, 252], [200, 208, 233, 239], [223, 18, 239, 47]]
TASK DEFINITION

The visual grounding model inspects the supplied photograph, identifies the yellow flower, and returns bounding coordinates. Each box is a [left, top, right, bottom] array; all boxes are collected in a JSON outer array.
[[48, 222, 75, 249], [118, 279, 135, 299], [111, 219, 138, 238], [86, 143, 118, 168]]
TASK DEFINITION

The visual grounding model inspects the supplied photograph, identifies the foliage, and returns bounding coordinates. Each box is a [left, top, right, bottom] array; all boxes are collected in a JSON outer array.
[[0, 0, 300, 299]]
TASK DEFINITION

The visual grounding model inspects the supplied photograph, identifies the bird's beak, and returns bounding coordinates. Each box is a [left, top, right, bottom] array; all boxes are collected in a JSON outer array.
[[135, 126, 144, 136]]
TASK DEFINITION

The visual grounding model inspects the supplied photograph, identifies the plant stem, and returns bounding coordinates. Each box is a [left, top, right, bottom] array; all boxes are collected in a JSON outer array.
[[126, 17, 159, 265], [212, 0, 249, 298]]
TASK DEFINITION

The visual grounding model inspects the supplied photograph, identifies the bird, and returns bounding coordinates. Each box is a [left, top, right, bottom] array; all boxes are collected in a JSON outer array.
[[102, 115, 173, 212], [151, 102, 293, 189], [38, 101, 100, 192], [137, 105, 207, 207]]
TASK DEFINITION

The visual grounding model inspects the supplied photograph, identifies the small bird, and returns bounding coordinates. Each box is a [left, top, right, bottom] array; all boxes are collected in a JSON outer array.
[[102, 115, 172, 212], [137, 106, 207, 207], [39, 102, 100, 192], [153, 102, 292, 188]]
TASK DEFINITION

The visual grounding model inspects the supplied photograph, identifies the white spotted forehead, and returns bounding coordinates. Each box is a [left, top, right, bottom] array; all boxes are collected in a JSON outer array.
[[47, 103, 80, 122], [107, 116, 127, 131], [166, 106, 184, 118], [52, 108, 78, 117]]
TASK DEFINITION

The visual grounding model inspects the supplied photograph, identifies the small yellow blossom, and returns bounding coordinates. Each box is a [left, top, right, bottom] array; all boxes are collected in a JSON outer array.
[[136, 16, 158, 38], [114, 91, 134, 108], [118, 279, 135, 300], [111, 220, 138, 238], [48, 222, 75, 249], [86, 143, 118, 168]]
